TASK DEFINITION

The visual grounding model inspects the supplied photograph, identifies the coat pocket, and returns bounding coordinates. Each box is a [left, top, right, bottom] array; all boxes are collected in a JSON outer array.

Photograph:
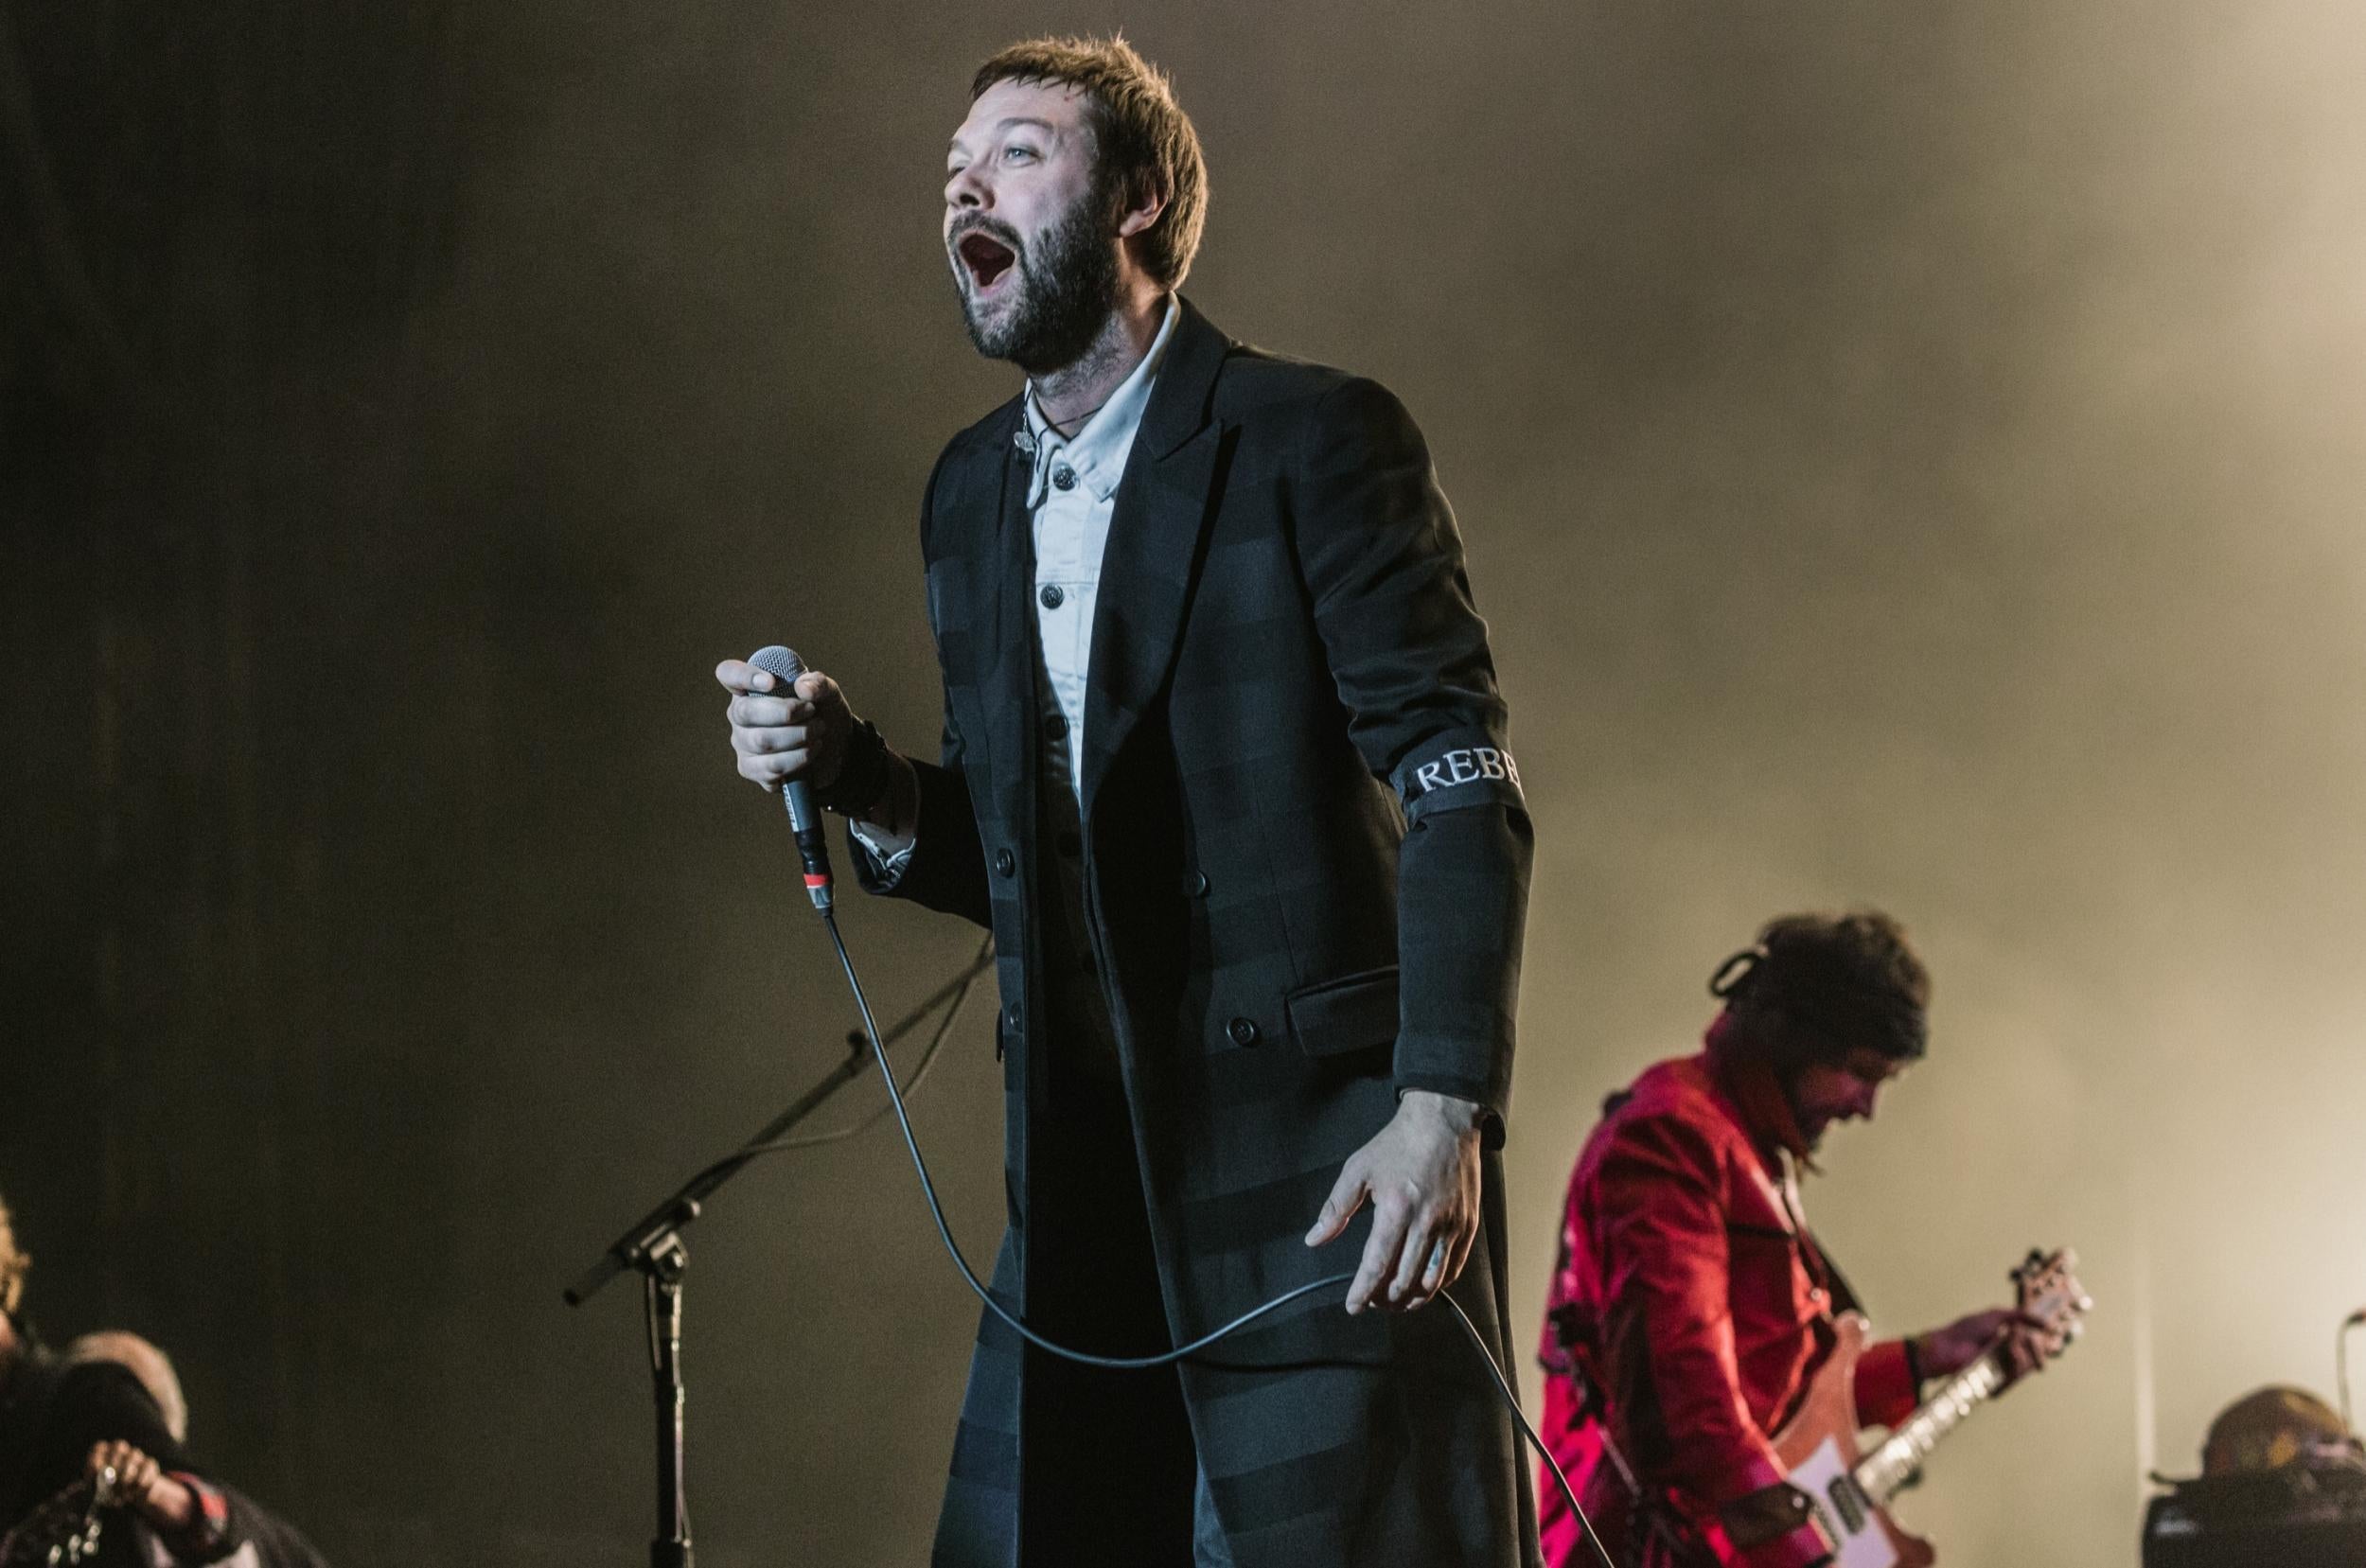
[[1282, 965, 1400, 1059]]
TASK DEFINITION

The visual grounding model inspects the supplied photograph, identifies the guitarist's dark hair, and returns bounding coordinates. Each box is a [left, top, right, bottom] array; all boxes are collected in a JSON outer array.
[[1708, 908, 1931, 1069]]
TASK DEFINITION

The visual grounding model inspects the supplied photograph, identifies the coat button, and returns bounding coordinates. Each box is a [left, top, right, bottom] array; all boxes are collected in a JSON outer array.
[[1044, 712, 1068, 740], [1038, 584, 1065, 609], [1227, 1016, 1259, 1047], [1052, 467, 1077, 491], [1005, 1001, 1022, 1030], [994, 849, 1015, 877], [1188, 870, 1210, 897]]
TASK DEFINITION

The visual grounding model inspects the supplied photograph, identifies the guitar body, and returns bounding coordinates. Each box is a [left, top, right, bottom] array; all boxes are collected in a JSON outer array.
[[1770, 1313, 1935, 1568]]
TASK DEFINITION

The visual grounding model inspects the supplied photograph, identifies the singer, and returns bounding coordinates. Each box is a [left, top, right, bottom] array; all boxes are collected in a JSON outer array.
[[717, 36, 1534, 1568]]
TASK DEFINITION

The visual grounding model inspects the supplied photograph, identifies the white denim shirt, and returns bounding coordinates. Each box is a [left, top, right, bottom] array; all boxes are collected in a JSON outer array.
[[856, 295, 1180, 876], [1018, 294, 1179, 815]]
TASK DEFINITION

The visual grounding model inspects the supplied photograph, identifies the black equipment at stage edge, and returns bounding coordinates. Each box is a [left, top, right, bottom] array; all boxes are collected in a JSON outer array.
[[2145, 1460, 2366, 1567]]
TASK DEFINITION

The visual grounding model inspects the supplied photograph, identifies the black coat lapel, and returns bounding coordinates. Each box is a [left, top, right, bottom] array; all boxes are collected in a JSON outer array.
[[980, 406, 1036, 827], [938, 397, 1035, 828], [1078, 298, 1230, 819]]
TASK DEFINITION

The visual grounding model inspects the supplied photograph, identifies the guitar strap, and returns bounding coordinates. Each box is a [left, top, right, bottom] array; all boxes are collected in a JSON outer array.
[[1774, 1153, 1865, 1319]]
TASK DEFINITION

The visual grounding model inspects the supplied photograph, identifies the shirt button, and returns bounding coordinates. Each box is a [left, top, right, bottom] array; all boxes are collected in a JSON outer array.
[[1052, 467, 1077, 491], [1227, 1016, 1260, 1047], [994, 849, 1016, 877], [1044, 712, 1069, 740], [1039, 584, 1065, 609], [1005, 1002, 1022, 1030]]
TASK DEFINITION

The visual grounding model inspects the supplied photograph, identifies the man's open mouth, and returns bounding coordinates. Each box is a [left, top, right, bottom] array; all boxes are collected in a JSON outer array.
[[957, 231, 1017, 291]]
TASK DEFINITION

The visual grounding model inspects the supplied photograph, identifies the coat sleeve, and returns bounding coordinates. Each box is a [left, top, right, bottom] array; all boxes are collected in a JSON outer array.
[[1853, 1339, 1918, 1430], [853, 700, 991, 929], [1289, 377, 1532, 1137], [852, 448, 992, 930], [1589, 1116, 1834, 1568]]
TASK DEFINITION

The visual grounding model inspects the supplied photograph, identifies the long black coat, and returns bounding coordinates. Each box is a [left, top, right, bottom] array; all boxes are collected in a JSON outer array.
[[862, 299, 1539, 1568]]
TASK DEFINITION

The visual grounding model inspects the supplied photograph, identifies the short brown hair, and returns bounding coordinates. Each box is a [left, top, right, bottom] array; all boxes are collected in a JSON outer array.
[[973, 35, 1208, 289], [1711, 908, 1932, 1066], [0, 1193, 27, 1316]]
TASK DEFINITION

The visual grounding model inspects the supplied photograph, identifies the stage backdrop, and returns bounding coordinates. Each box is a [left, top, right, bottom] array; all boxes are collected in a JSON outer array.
[[5, 2, 2364, 1564]]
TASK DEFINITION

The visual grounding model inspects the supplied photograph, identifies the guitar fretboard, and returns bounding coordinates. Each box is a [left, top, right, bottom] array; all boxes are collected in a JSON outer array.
[[1857, 1348, 2007, 1504]]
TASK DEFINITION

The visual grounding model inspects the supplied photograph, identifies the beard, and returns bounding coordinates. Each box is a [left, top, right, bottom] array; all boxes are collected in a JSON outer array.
[[949, 191, 1121, 375]]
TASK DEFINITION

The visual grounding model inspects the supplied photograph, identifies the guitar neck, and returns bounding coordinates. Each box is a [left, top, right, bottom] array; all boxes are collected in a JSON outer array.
[[1856, 1346, 2009, 1504]]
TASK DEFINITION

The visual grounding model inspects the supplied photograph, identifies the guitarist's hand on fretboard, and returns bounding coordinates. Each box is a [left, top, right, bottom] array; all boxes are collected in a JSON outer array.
[[1774, 1250, 2089, 1568], [1910, 1306, 2051, 1387]]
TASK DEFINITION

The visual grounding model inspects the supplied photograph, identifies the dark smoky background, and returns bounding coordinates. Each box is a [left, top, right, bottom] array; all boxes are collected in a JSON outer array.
[[5, 1, 2362, 1563]]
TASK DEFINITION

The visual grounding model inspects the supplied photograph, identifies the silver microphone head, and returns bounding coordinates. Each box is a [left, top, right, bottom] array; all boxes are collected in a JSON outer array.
[[749, 644, 805, 688]]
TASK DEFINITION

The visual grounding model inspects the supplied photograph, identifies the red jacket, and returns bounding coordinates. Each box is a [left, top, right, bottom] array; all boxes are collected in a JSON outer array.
[[1536, 1041, 1917, 1568]]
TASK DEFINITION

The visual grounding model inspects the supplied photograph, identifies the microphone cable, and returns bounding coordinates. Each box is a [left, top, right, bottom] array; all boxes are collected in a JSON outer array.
[[816, 907, 1614, 1568]]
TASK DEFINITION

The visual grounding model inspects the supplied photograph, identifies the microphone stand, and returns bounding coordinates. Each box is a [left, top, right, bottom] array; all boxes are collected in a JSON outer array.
[[564, 945, 994, 1568]]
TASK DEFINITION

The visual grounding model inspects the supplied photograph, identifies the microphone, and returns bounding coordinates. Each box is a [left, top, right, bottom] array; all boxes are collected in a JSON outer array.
[[2346, 1306, 2366, 1328], [748, 644, 833, 913]]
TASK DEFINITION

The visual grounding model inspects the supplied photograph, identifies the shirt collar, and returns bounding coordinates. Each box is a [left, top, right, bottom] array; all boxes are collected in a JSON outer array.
[[1703, 1015, 1821, 1172], [1019, 294, 1180, 504]]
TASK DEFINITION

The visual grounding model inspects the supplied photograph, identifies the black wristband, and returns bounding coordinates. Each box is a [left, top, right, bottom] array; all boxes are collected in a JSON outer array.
[[817, 717, 891, 817]]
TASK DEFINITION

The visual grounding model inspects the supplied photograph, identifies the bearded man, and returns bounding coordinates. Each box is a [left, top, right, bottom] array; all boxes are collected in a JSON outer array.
[[714, 34, 1535, 1568]]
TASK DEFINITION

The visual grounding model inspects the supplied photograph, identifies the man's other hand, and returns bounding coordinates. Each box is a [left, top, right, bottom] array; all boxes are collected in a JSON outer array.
[[716, 659, 853, 794], [1304, 1089, 1484, 1313]]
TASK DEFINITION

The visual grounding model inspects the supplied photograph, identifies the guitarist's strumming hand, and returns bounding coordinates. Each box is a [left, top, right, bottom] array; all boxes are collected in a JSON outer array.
[[1911, 1306, 2051, 1386], [85, 1440, 195, 1534]]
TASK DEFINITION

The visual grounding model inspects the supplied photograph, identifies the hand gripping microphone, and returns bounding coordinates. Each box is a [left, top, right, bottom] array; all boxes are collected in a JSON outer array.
[[748, 644, 834, 913]]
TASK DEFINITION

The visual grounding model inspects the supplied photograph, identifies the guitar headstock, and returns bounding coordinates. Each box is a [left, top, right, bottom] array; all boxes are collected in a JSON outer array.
[[2010, 1246, 2093, 1363]]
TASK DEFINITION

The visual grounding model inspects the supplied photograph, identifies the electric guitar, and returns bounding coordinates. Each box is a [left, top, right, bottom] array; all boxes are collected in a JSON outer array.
[[1772, 1247, 2091, 1568]]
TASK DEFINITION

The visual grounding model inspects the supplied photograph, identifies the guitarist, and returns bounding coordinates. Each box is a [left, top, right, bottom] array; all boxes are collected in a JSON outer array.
[[1535, 911, 2043, 1568], [0, 1194, 241, 1565]]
